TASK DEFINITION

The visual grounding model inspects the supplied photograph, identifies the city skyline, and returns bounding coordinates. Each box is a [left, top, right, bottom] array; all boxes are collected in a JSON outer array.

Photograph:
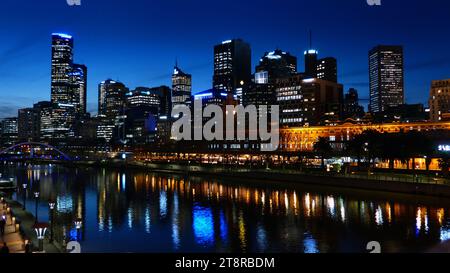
[[1, 0, 450, 118]]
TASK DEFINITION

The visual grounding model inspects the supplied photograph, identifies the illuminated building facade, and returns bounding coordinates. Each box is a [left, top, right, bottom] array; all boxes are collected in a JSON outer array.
[[0, 117, 18, 147], [172, 65, 192, 111], [255, 49, 297, 83], [100, 80, 128, 123], [304, 49, 318, 78], [316, 57, 337, 83], [429, 79, 450, 122], [69, 64, 88, 115], [213, 39, 251, 97], [276, 76, 343, 127], [40, 103, 76, 140], [126, 87, 160, 111], [18, 107, 40, 141], [244, 50, 297, 110], [51, 33, 74, 105], [369, 45, 404, 113], [280, 121, 450, 152]]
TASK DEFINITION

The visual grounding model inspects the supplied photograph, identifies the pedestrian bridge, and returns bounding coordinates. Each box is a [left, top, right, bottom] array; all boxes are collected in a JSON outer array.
[[0, 142, 71, 161]]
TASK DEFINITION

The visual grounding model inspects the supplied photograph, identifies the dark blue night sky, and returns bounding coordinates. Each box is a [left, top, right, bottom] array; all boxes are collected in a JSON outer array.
[[1, 0, 450, 117]]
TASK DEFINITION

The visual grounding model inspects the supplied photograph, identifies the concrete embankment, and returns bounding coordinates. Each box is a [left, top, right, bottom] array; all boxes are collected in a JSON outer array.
[[70, 160, 450, 199]]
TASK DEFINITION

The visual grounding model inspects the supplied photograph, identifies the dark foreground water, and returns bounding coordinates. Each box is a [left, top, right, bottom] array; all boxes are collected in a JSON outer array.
[[1, 163, 450, 253]]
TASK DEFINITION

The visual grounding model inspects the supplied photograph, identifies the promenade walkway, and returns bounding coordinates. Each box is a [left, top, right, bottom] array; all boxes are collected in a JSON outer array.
[[0, 200, 25, 253]]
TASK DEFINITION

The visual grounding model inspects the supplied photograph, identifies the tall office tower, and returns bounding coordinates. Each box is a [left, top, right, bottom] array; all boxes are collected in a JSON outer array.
[[276, 76, 343, 127], [38, 102, 75, 140], [18, 107, 40, 141], [304, 49, 318, 78], [317, 57, 337, 83], [0, 117, 18, 147], [51, 33, 74, 105], [172, 64, 192, 112], [98, 79, 127, 117], [125, 88, 161, 145], [69, 64, 88, 115], [213, 39, 251, 97], [245, 49, 297, 109], [429, 79, 450, 122], [150, 86, 172, 118], [255, 49, 297, 83], [103, 80, 128, 123], [126, 87, 160, 111], [369, 45, 404, 113]]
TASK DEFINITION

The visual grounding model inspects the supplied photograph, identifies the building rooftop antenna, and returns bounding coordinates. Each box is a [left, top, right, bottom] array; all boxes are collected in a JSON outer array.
[[309, 30, 312, 49]]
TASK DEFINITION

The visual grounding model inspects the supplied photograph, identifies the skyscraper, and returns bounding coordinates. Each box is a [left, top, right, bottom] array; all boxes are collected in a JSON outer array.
[[51, 33, 74, 105], [98, 79, 127, 118], [304, 49, 318, 78], [316, 57, 337, 83], [213, 39, 251, 97], [369, 45, 404, 113], [0, 117, 18, 147], [276, 76, 343, 127], [18, 107, 40, 141], [69, 64, 88, 115], [244, 49, 297, 110], [255, 49, 297, 83], [150, 86, 172, 118], [103, 80, 128, 122], [172, 64, 192, 111]]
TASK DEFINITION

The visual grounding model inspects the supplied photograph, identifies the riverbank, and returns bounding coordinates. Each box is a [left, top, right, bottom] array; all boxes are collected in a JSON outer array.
[[0, 194, 62, 253], [67, 160, 450, 199]]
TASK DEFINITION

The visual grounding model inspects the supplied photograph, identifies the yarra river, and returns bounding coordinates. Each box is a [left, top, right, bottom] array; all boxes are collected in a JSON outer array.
[[1, 163, 450, 253]]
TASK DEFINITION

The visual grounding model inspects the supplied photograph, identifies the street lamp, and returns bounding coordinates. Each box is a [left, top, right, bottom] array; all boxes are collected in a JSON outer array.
[[74, 218, 82, 241], [34, 191, 40, 223], [33, 223, 48, 252], [48, 201, 56, 243], [22, 183, 27, 210]]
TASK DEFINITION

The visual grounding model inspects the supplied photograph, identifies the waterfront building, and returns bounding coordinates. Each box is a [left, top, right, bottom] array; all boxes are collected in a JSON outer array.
[[369, 45, 404, 113], [213, 39, 251, 98], [280, 121, 450, 152], [429, 79, 450, 122]]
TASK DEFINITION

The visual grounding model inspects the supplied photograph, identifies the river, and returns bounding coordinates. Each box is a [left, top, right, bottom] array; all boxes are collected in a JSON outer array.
[[1, 163, 450, 253]]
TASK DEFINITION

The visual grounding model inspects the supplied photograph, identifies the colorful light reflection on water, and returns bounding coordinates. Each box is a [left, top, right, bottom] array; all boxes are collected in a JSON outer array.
[[3, 163, 450, 253]]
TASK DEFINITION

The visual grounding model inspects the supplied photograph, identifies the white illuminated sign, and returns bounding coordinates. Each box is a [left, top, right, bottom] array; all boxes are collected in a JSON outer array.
[[438, 145, 450, 152]]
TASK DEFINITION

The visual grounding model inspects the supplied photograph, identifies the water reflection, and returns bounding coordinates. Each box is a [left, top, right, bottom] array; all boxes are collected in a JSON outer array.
[[3, 163, 450, 253]]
